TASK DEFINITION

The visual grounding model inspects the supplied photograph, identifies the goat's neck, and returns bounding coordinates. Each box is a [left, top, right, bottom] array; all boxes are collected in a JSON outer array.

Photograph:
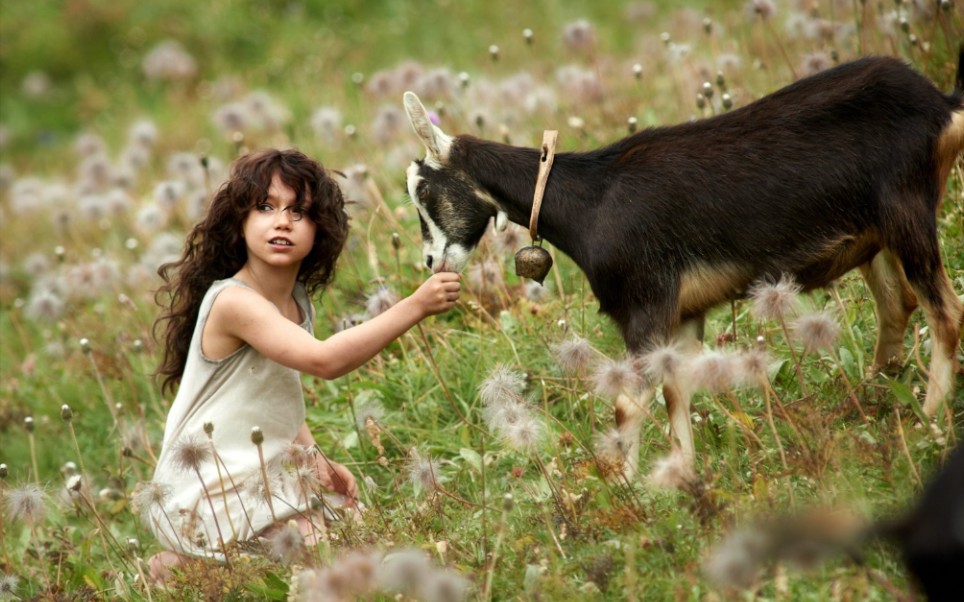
[[454, 135, 599, 262]]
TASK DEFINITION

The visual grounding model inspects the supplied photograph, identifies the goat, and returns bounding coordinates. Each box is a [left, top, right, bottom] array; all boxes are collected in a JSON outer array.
[[403, 53, 964, 476], [705, 443, 964, 601]]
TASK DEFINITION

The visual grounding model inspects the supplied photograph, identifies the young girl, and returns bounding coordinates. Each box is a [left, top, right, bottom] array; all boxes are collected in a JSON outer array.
[[146, 148, 460, 581]]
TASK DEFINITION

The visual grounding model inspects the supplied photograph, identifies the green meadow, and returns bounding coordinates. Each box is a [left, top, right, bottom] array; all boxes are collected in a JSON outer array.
[[1, 0, 962, 600]]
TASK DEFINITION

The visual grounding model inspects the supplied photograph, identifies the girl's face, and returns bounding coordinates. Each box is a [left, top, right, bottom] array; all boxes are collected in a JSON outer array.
[[241, 172, 317, 271]]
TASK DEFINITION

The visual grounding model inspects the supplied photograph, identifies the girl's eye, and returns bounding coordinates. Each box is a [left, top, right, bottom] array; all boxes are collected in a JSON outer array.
[[257, 204, 273, 212]]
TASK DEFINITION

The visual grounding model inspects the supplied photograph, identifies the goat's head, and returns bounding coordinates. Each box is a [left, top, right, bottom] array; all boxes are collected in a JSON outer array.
[[403, 91, 508, 273]]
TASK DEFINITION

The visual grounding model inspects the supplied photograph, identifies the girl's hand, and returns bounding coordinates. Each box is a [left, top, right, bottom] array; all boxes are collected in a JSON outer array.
[[319, 458, 359, 502], [412, 272, 462, 317]]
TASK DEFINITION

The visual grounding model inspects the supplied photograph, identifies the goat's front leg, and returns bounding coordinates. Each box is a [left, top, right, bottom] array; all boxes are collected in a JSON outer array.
[[663, 317, 704, 463]]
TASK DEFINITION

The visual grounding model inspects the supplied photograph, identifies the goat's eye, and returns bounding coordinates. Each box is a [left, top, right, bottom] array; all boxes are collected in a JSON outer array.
[[416, 182, 430, 201]]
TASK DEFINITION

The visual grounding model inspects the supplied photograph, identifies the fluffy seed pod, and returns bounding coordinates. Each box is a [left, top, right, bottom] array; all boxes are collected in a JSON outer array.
[[61, 404, 73, 422], [251, 426, 264, 445]]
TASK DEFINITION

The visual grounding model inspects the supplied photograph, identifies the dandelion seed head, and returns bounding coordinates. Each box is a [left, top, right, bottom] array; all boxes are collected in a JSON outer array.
[[646, 450, 695, 490], [365, 285, 399, 318], [591, 357, 642, 399], [355, 398, 386, 429], [687, 351, 736, 393], [641, 344, 684, 381], [793, 312, 840, 354], [736, 348, 770, 388], [377, 549, 434, 594], [594, 428, 631, 462], [482, 400, 533, 434], [420, 568, 471, 602], [268, 519, 305, 564], [562, 19, 597, 52], [282, 443, 313, 468], [131, 481, 172, 523], [503, 416, 544, 452], [5, 483, 46, 524], [170, 434, 212, 473], [746, 0, 776, 21], [25, 288, 65, 321], [466, 259, 503, 292], [142, 39, 197, 81], [479, 365, 526, 407], [703, 528, 769, 590], [250, 426, 264, 446], [749, 274, 801, 321], [551, 336, 596, 375], [406, 450, 442, 492]]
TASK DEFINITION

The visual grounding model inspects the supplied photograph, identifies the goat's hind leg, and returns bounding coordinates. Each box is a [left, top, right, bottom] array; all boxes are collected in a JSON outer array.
[[890, 226, 963, 418], [860, 250, 919, 376]]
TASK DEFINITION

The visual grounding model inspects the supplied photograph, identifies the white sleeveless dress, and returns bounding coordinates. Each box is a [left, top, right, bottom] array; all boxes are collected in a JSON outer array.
[[147, 278, 317, 558]]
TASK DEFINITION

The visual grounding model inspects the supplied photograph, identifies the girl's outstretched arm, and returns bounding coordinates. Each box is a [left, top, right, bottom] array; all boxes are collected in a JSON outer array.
[[209, 271, 461, 379]]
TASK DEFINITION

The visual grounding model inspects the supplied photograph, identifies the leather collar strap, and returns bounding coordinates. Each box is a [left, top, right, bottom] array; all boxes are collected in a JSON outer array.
[[529, 130, 558, 243]]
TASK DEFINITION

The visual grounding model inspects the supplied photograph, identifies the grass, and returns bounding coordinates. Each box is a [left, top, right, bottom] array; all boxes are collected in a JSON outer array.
[[1, 0, 962, 600]]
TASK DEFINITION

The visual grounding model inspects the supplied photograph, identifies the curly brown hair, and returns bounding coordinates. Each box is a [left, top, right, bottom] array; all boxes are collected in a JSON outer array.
[[153, 148, 349, 395]]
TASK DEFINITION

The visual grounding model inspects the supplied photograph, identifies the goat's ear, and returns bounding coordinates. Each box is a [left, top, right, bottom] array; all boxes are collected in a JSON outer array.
[[495, 210, 508, 232], [403, 91, 452, 162]]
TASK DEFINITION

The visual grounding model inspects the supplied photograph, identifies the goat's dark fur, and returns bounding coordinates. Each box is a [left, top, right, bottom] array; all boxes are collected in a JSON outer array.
[[404, 54, 964, 473]]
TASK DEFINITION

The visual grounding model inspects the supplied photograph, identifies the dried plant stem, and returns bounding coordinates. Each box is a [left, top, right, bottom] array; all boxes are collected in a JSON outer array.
[[205, 439, 237, 541], [760, 384, 794, 505], [85, 352, 118, 423], [66, 422, 88, 481], [30, 523, 53, 591], [893, 407, 923, 488], [27, 431, 40, 484], [483, 499, 509, 602], [255, 443, 278, 523], [134, 557, 155, 602], [828, 353, 870, 426], [191, 466, 232, 569], [415, 323, 489, 437], [779, 319, 810, 396]]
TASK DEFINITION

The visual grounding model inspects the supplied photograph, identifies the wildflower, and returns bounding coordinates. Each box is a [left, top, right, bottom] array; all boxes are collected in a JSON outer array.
[[793, 312, 840, 354], [646, 450, 695, 490], [74, 132, 107, 157], [5, 483, 46, 524], [250, 426, 264, 446], [377, 549, 434, 594], [594, 428, 631, 462], [703, 528, 769, 590], [736, 348, 770, 388], [365, 286, 399, 318], [523, 28, 534, 45], [488, 44, 499, 61], [212, 101, 251, 135], [354, 397, 386, 430], [640, 344, 684, 381], [799, 52, 832, 77], [687, 351, 736, 394], [406, 450, 442, 492], [749, 274, 801, 322], [482, 400, 532, 433], [268, 519, 305, 564], [61, 404, 73, 423], [371, 105, 405, 144], [479, 365, 526, 407], [142, 39, 197, 81], [562, 19, 596, 52], [170, 434, 212, 473], [466, 259, 503, 293], [0, 574, 19, 598], [503, 416, 544, 452], [311, 106, 343, 142], [524, 280, 550, 302], [746, 0, 776, 21], [131, 481, 171, 522], [25, 288, 65, 321], [551, 336, 596, 375], [590, 357, 643, 399], [419, 568, 471, 602], [128, 119, 158, 148]]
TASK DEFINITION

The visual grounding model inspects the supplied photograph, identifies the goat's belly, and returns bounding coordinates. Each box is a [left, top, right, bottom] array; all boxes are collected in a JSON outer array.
[[677, 261, 749, 316], [791, 231, 882, 290]]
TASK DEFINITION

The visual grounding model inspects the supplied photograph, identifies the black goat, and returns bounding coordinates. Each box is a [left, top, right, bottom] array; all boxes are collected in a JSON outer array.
[[705, 444, 964, 600], [403, 54, 964, 475]]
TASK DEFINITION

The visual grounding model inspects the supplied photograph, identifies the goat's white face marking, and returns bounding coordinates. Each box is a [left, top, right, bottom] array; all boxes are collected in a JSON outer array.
[[404, 91, 499, 273]]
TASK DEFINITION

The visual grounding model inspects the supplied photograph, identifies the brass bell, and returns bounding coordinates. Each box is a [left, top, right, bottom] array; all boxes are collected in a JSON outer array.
[[514, 244, 553, 284]]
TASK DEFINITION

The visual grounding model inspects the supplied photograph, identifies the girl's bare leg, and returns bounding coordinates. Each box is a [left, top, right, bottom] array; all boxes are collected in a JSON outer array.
[[148, 550, 190, 586]]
